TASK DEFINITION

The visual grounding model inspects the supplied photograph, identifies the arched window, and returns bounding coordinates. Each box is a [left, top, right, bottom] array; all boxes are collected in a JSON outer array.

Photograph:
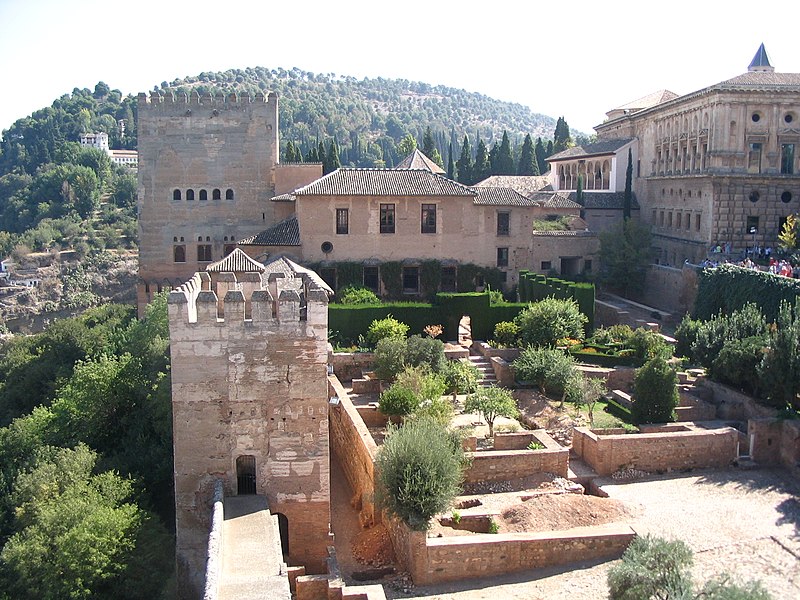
[[174, 245, 186, 263], [173, 189, 182, 201], [186, 189, 195, 201], [225, 188, 234, 200], [213, 188, 221, 200], [199, 189, 208, 201]]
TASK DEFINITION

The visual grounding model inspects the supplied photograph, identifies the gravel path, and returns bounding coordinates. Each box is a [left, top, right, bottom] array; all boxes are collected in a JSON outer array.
[[383, 467, 799, 600]]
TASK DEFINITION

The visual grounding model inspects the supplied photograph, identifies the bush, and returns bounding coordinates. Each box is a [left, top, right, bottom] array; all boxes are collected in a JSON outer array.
[[379, 383, 420, 416], [464, 386, 518, 437], [394, 366, 446, 403], [692, 304, 767, 369], [374, 337, 407, 381], [491, 321, 519, 348], [514, 297, 587, 347], [410, 397, 455, 426], [674, 314, 702, 359], [633, 357, 679, 424], [366, 315, 409, 347], [442, 360, 480, 396], [375, 418, 465, 530], [607, 535, 694, 600], [337, 286, 380, 305], [627, 328, 672, 362], [404, 335, 446, 374], [712, 335, 768, 395], [512, 346, 581, 402]]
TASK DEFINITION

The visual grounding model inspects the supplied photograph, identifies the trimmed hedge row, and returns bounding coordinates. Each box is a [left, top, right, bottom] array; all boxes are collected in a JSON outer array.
[[518, 271, 595, 331], [695, 263, 800, 322], [568, 348, 640, 368]]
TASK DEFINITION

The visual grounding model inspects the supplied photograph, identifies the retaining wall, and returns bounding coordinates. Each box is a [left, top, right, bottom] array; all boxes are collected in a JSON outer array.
[[571, 424, 739, 476], [464, 430, 569, 482], [748, 418, 800, 477]]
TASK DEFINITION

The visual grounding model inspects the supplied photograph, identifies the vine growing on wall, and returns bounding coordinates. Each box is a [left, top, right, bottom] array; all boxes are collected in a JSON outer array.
[[421, 260, 442, 298], [381, 261, 403, 297]]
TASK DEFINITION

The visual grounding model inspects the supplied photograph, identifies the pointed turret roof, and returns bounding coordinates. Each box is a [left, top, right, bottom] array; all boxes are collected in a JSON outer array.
[[749, 43, 774, 72], [396, 149, 445, 174], [205, 248, 266, 273]]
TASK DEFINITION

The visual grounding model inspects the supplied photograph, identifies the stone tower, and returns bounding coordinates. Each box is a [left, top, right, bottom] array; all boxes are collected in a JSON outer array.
[[137, 90, 321, 314], [167, 251, 333, 597]]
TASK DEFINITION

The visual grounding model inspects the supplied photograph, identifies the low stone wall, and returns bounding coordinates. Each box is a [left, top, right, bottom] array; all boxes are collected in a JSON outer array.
[[473, 341, 520, 362], [748, 418, 800, 476], [331, 352, 375, 382], [571, 424, 739, 476], [202, 480, 224, 600], [702, 380, 778, 421], [386, 517, 635, 586], [465, 430, 568, 482], [328, 376, 379, 525]]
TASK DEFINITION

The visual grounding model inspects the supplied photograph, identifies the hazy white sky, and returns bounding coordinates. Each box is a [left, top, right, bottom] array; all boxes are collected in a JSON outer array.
[[1, 0, 798, 135]]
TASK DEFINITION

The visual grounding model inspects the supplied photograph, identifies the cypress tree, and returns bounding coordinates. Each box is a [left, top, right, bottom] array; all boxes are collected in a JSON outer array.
[[553, 117, 572, 154], [518, 134, 540, 175], [624, 147, 633, 220], [456, 135, 472, 185], [546, 140, 554, 157], [473, 139, 490, 184], [497, 131, 515, 175], [422, 126, 444, 167], [317, 141, 327, 168], [447, 142, 455, 179], [306, 145, 319, 163], [326, 139, 341, 174], [489, 142, 500, 175]]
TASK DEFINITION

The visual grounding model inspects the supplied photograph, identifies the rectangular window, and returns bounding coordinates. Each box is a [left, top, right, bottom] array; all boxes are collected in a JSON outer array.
[[685, 213, 691, 230], [497, 212, 510, 236], [363, 266, 379, 292], [652, 209, 657, 223], [380, 204, 395, 234], [584, 259, 593, 273], [667, 212, 673, 228], [748, 142, 762, 174], [197, 244, 212, 262], [541, 260, 552, 271], [696, 214, 701, 231], [746, 216, 759, 234], [441, 266, 457, 292], [659, 211, 665, 226], [497, 247, 509, 267], [402, 266, 419, 294], [781, 143, 795, 174], [336, 208, 349, 234], [676, 213, 682, 229], [421, 204, 436, 234]]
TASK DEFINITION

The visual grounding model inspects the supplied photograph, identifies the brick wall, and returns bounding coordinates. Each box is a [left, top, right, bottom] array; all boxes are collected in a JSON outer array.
[[572, 425, 738, 476], [331, 352, 375, 382], [748, 418, 800, 477]]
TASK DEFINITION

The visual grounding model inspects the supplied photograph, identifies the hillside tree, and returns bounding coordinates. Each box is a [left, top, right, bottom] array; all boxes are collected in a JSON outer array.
[[456, 135, 472, 184], [518, 134, 540, 175]]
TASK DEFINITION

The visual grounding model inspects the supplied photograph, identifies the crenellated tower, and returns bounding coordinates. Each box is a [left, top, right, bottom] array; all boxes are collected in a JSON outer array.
[[167, 251, 333, 597]]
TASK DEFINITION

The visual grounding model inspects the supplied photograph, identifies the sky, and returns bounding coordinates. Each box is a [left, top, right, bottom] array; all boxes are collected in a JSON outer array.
[[1, 0, 799, 136]]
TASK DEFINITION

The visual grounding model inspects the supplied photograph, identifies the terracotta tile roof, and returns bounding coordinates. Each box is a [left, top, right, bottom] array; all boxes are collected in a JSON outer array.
[[238, 216, 301, 246], [471, 186, 540, 206], [568, 191, 640, 210], [529, 192, 581, 209], [474, 174, 552, 195], [294, 168, 475, 197], [205, 248, 266, 273], [548, 139, 634, 162], [714, 71, 800, 89], [262, 256, 334, 296], [396, 149, 445, 173], [608, 90, 679, 115]]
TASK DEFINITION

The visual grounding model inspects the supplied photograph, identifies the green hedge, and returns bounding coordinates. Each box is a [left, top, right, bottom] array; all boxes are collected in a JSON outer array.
[[518, 271, 595, 331], [569, 348, 640, 368], [695, 264, 800, 322]]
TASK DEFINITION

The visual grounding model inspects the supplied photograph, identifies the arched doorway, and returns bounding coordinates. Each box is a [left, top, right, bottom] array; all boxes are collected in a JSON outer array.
[[236, 455, 256, 495]]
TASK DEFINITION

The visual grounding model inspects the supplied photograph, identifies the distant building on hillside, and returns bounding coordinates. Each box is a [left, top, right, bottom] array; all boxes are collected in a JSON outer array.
[[79, 131, 138, 170]]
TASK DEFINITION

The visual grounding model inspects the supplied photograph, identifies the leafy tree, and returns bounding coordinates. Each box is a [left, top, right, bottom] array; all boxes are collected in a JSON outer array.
[[518, 134, 540, 176], [674, 314, 702, 359], [375, 418, 465, 530], [456, 135, 472, 184], [442, 360, 480, 399], [110, 170, 137, 209], [422, 127, 443, 167], [623, 147, 633, 220], [607, 535, 694, 600], [534, 137, 548, 175], [576, 377, 607, 427], [514, 297, 587, 347], [472, 139, 491, 184], [379, 382, 421, 416], [599, 219, 653, 295], [552, 116, 572, 154], [778, 214, 798, 251], [758, 299, 800, 409], [404, 335, 446, 374], [692, 304, 767, 371], [633, 357, 679, 424], [512, 346, 581, 403], [465, 386, 518, 437], [398, 134, 417, 158]]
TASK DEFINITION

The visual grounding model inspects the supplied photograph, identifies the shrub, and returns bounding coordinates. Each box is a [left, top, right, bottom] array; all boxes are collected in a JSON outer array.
[[374, 337, 408, 381], [491, 321, 519, 348], [607, 535, 694, 600], [464, 386, 519, 437], [514, 296, 587, 347], [337, 285, 380, 305], [375, 418, 465, 530], [442, 360, 480, 397], [366, 315, 409, 347], [404, 335, 446, 374], [410, 397, 455, 426], [674, 314, 702, 359], [394, 366, 446, 403], [512, 346, 580, 402], [712, 335, 768, 395], [627, 328, 672, 362], [692, 304, 767, 369], [758, 299, 800, 410], [633, 357, 679, 424], [379, 383, 420, 416]]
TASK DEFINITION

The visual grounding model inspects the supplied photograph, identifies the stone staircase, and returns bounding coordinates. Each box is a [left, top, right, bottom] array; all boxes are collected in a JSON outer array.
[[468, 354, 497, 387]]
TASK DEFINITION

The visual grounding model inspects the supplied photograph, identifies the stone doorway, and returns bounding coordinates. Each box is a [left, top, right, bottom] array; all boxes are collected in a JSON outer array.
[[236, 455, 256, 495]]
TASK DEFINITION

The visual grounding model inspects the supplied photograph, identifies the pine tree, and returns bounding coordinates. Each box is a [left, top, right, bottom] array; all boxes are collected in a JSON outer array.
[[447, 142, 455, 179], [456, 135, 472, 185], [624, 147, 633, 220], [497, 131, 515, 175], [518, 134, 539, 175], [422, 127, 444, 167], [473, 139, 490, 184], [534, 137, 547, 175], [553, 117, 572, 154], [283, 140, 297, 162]]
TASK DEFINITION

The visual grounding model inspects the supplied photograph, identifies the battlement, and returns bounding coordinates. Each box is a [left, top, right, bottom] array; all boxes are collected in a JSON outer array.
[[168, 269, 328, 326], [138, 90, 278, 108]]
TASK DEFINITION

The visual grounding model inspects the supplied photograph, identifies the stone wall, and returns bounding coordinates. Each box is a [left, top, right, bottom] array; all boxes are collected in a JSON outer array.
[[571, 424, 739, 476], [640, 264, 698, 315], [328, 376, 379, 525], [385, 517, 635, 586], [702, 380, 778, 421], [331, 352, 375, 382], [748, 418, 800, 476], [466, 431, 569, 482]]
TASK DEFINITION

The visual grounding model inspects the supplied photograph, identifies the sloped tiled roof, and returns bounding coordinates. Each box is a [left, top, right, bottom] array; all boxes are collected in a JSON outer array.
[[294, 168, 475, 197], [608, 90, 679, 116], [531, 230, 596, 237], [271, 192, 296, 202], [262, 255, 334, 296], [548, 139, 634, 162], [238, 216, 301, 246], [396, 149, 446, 174], [568, 191, 640, 210], [530, 192, 582, 210], [471, 186, 540, 206], [713, 71, 800, 89], [474, 174, 552, 195], [205, 248, 266, 273]]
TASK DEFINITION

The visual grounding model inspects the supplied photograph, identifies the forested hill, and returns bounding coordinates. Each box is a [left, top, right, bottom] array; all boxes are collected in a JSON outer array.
[[161, 67, 579, 168]]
